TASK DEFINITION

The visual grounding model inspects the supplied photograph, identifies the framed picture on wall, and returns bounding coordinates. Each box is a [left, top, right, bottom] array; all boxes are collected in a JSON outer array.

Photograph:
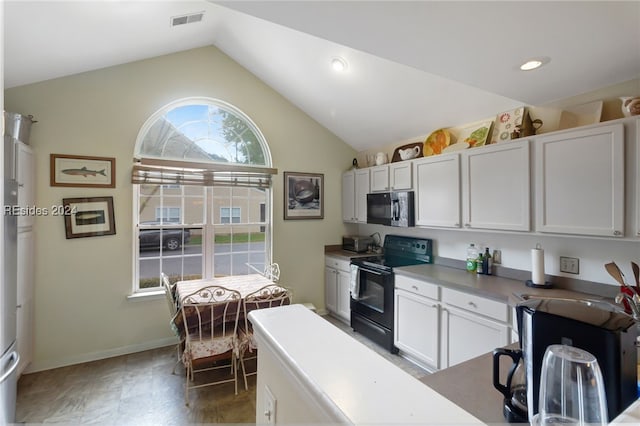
[[62, 196, 116, 239], [284, 172, 324, 220], [50, 154, 116, 188]]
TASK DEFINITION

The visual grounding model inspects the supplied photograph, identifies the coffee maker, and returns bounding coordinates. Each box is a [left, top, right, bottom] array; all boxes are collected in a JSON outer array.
[[494, 297, 638, 423]]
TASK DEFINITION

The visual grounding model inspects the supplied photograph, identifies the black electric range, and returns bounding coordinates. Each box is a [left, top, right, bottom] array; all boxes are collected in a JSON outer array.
[[350, 235, 433, 353]]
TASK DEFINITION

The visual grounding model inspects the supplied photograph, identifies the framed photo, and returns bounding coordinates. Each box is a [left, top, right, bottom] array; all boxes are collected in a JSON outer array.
[[284, 172, 324, 220], [62, 196, 116, 239], [51, 154, 115, 188]]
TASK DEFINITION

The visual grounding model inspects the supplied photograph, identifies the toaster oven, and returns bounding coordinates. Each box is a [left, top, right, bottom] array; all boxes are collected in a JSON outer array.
[[342, 235, 373, 253]]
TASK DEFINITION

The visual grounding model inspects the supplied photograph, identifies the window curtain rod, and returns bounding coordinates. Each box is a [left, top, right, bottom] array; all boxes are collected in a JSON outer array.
[[131, 158, 277, 188]]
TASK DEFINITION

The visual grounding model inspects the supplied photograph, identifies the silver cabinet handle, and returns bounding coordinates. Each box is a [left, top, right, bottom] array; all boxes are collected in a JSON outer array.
[[454, 223, 460, 227], [613, 230, 622, 236], [411, 285, 419, 291], [468, 301, 477, 308], [464, 223, 471, 228]]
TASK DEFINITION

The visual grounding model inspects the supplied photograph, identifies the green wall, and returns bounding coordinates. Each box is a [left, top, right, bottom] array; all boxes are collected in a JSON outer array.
[[5, 45, 355, 372]]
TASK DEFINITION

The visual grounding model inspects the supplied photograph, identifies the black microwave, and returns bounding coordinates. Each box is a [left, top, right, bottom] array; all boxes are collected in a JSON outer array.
[[366, 191, 415, 227]]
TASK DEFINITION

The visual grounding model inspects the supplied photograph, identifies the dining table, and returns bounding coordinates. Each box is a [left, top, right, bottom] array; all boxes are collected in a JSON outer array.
[[171, 273, 288, 338], [175, 273, 282, 302]]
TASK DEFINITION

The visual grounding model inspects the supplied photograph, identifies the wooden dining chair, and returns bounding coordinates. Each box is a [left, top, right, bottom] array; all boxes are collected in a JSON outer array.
[[263, 263, 280, 283], [180, 285, 242, 405], [238, 284, 292, 390]]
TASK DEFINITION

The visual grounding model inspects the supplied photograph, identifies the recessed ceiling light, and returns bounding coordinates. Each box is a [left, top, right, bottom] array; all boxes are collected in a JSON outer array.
[[519, 57, 550, 71], [331, 57, 348, 72]]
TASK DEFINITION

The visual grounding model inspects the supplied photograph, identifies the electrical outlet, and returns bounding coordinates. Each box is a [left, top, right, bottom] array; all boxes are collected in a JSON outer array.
[[560, 256, 579, 274]]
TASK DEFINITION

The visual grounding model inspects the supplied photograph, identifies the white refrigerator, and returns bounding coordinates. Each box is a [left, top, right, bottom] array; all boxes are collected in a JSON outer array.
[[1, 135, 21, 423]]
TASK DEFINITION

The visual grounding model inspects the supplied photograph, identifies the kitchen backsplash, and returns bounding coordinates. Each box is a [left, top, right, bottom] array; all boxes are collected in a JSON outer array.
[[350, 222, 635, 296]]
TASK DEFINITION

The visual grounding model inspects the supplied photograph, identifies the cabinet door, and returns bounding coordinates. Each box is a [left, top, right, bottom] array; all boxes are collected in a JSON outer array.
[[16, 142, 35, 229], [390, 162, 412, 190], [440, 304, 509, 369], [370, 166, 389, 192], [342, 171, 356, 222], [414, 155, 461, 228], [354, 169, 370, 223], [17, 230, 34, 376], [336, 270, 352, 323], [394, 288, 439, 370], [535, 124, 624, 237], [462, 140, 530, 231], [324, 266, 337, 314]]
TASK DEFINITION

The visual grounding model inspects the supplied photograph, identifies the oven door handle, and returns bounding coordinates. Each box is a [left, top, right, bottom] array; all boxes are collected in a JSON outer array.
[[356, 266, 389, 276]]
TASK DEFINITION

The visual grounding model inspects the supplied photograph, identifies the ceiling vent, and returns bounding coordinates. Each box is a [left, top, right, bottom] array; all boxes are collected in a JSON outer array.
[[171, 11, 204, 27]]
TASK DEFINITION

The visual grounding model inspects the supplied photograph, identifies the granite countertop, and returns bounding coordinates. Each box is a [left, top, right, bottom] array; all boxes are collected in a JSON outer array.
[[395, 263, 608, 307]]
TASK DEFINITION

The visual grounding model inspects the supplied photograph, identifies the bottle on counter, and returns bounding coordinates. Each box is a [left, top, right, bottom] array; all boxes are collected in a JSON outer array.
[[466, 243, 478, 273], [476, 251, 485, 274], [483, 247, 492, 275]]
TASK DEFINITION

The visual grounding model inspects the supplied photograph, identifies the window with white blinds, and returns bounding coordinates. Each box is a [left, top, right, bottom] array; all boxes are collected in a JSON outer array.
[[132, 98, 275, 292]]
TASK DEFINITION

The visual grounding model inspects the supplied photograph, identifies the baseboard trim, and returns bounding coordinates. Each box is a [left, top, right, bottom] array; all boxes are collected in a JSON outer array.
[[23, 336, 178, 374]]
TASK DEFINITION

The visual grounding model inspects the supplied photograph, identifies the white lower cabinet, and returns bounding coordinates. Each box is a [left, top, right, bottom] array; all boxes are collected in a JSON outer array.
[[394, 275, 512, 371], [325, 256, 352, 323], [440, 304, 510, 368], [394, 276, 440, 370], [440, 288, 510, 369]]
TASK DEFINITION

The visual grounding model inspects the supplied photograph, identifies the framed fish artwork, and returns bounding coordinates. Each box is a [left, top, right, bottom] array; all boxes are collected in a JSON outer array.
[[50, 154, 116, 188], [62, 196, 116, 239]]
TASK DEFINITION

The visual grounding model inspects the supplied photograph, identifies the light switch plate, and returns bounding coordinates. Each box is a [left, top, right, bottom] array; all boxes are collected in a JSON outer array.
[[560, 256, 579, 274]]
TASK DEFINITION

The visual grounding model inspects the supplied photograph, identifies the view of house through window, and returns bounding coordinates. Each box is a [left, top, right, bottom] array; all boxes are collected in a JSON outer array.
[[133, 98, 273, 292]]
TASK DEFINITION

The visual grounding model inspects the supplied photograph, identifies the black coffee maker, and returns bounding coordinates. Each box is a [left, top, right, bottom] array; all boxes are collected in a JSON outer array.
[[493, 297, 638, 423]]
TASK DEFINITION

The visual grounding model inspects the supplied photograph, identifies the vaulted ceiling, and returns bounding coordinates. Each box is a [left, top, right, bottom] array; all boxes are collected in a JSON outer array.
[[5, 1, 640, 151]]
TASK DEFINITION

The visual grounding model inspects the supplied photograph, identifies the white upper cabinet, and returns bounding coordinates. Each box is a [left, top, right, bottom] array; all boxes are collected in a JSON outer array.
[[461, 139, 531, 231], [342, 171, 356, 222], [370, 165, 390, 192], [413, 154, 461, 228], [354, 169, 370, 223], [535, 123, 624, 237], [342, 169, 370, 223], [389, 161, 412, 190]]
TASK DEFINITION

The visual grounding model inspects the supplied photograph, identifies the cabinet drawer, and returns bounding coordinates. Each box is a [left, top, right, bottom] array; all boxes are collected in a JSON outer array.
[[325, 256, 351, 272], [442, 287, 508, 322], [395, 275, 439, 300]]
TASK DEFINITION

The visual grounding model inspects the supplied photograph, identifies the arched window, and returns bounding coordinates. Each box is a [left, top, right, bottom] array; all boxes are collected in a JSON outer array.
[[132, 98, 276, 292]]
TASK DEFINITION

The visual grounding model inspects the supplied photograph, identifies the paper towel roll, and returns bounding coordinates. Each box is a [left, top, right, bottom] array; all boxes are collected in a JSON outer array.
[[531, 245, 545, 285]]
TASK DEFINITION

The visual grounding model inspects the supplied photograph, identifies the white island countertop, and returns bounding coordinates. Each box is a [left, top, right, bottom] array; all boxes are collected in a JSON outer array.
[[249, 304, 485, 425]]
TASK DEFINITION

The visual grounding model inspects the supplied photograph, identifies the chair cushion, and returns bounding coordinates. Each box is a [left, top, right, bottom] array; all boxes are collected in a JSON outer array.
[[185, 335, 237, 361]]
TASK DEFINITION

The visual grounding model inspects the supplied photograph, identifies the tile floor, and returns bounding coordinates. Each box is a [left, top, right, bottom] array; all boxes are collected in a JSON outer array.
[[16, 314, 428, 424]]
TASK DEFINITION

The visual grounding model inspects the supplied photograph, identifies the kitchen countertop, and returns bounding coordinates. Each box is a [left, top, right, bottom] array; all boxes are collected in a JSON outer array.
[[250, 304, 485, 425], [395, 263, 609, 307], [324, 248, 375, 259], [420, 344, 517, 425]]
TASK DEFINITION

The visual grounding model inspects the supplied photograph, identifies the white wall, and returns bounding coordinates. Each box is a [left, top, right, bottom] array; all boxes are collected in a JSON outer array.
[[4, 46, 354, 372]]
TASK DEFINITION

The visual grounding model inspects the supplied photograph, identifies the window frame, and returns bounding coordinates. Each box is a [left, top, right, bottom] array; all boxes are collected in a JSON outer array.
[[131, 97, 274, 294]]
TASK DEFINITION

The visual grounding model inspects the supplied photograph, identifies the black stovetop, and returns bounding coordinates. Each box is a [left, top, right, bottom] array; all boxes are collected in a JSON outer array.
[[351, 235, 433, 271]]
